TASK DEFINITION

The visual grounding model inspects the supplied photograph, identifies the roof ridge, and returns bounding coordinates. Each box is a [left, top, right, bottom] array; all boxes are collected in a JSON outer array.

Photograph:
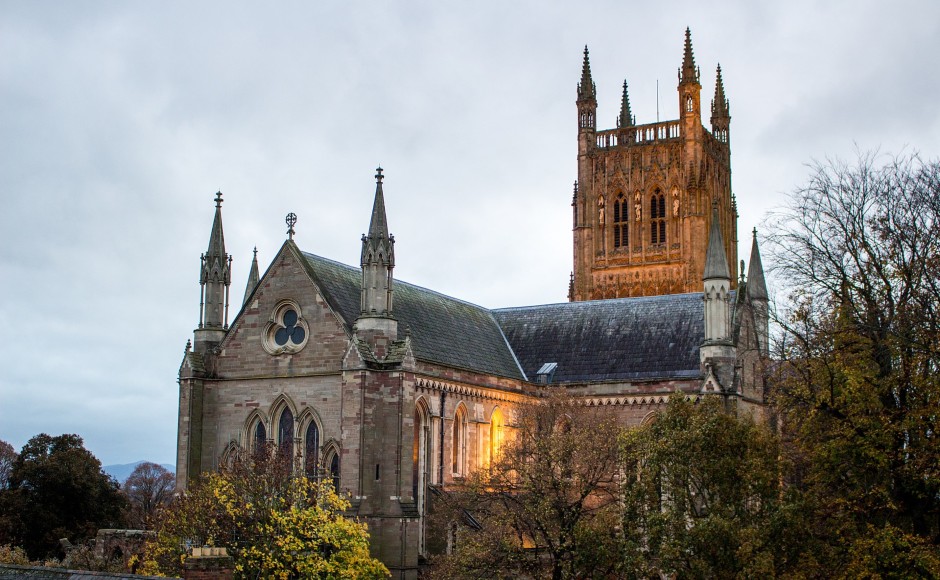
[[301, 251, 495, 312], [492, 291, 706, 313]]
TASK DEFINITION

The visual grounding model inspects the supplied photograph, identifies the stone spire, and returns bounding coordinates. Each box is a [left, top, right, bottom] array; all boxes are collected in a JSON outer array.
[[577, 46, 595, 100], [617, 80, 634, 128], [711, 65, 729, 117], [710, 64, 731, 144], [360, 167, 395, 319], [701, 202, 733, 368], [703, 203, 730, 281], [242, 246, 260, 306], [679, 27, 699, 85], [746, 229, 767, 301], [747, 228, 769, 354], [196, 191, 232, 352]]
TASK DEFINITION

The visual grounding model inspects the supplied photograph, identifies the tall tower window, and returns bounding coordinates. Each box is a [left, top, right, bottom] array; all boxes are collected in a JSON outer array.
[[650, 192, 667, 245], [613, 195, 629, 249]]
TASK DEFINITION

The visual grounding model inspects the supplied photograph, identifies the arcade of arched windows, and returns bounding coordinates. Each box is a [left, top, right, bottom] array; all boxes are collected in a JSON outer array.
[[240, 397, 331, 485]]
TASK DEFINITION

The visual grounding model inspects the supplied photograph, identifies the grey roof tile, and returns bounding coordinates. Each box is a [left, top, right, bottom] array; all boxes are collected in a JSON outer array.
[[301, 253, 526, 380], [493, 293, 707, 383]]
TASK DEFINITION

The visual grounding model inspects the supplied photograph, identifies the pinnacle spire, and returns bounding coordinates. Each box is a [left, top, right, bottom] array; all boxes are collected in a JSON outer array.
[[367, 166, 389, 241], [359, 166, 395, 319], [679, 27, 699, 85], [577, 45, 595, 100], [711, 64, 729, 117], [206, 191, 226, 259], [243, 246, 260, 306], [703, 201, 730, 280], [198, 190, 232, 337], [617, 80, 634, 128], [747, 228, 768, 300], [361, 166, 395, 268]]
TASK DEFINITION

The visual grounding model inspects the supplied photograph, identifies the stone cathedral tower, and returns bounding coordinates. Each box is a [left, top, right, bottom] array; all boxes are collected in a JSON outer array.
[[571, 28, 738, 301]]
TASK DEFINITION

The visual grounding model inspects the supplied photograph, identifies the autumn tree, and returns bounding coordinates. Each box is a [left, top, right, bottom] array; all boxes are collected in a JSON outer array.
[[619, 396, 796, 578], [766, 151, 940, 575], [429, 395, 625, 580], [141, 445, 388, 579], [123, 462, 174, 530]]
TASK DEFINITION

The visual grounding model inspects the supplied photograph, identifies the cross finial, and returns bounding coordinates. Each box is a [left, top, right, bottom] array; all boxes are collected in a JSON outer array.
[[753, 227, 758, 238], [375, 166, 384, 184], [286, 212, 297, 240], [214, 191, 223, 208], [253, 246, 258, 258]]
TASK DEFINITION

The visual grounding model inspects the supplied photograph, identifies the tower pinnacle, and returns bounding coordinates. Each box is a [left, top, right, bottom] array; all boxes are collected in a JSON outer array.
[[360, 167, 395, 319], [710, 64, 731, 144], [679, 27, 700, 85], [196, 190, 232, 351], [577, 46, 595, 100], [712, 64, 729, 116], [617, 80, 634, 128]]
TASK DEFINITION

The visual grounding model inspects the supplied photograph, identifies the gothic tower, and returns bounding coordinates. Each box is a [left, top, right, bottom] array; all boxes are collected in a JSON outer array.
[[571, 29, 738, 301]]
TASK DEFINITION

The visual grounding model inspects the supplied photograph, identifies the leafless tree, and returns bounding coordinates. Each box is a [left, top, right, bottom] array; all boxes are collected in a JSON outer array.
[[123, 462, 174, 530]]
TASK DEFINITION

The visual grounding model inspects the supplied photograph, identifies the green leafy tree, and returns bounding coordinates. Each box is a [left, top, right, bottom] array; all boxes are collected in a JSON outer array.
[[141, 445, 389, 579], [0, 434, 127, 560], [0, 441, 15, 490], [766, 151, 940, 576], [620, 396, 790, 578], [429, 395, 625, 580], [123, 462, 175, 530]]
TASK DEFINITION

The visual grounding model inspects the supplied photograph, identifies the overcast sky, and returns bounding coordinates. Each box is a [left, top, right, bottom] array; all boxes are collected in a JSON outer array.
[[1, 0, 938, 467]]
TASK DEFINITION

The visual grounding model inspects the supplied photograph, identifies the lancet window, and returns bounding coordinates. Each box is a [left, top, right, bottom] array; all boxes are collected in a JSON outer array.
[[613, 194, 629, 249], [650, 191, 667, 245]]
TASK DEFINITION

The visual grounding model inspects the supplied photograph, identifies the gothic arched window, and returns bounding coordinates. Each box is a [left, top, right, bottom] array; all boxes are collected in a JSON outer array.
[[328, 451, 340, 491], [304, 420, 320, 478], [650, 191, 667, 245], [277, 407, 294, 469], [253, 420, 266, 451], [613, 195, 629, 249], [490, 408, 504, 465], [277, 407, 294, 456], [452, 404, 468, 477]]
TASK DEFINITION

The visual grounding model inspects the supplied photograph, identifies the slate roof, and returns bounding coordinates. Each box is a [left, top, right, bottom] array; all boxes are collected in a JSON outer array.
[[301, 253, 526, 381], [493, 293, 706, 383], [301, 252, 715, 385]]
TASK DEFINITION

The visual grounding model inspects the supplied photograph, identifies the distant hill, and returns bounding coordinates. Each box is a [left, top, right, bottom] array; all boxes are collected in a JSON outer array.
[[103, 461, 175, 484]]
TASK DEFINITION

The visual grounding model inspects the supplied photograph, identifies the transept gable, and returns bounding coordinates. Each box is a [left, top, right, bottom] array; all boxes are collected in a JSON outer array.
[[209, 242, 351, 374]]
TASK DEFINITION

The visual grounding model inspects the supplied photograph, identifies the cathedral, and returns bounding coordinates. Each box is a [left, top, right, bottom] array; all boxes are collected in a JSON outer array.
[[176, 29, 769, 579]]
